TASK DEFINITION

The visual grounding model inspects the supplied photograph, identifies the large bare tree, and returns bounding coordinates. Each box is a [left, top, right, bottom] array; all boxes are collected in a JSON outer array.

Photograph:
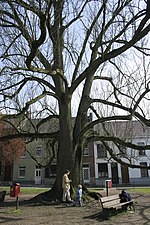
[[0, 0, 150, 201]]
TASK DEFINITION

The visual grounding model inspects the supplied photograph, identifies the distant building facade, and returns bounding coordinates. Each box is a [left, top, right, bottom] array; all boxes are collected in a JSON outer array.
[[12, 141, 95, 186], [3, 120, 150, 187], [94, 121, 150, 187]]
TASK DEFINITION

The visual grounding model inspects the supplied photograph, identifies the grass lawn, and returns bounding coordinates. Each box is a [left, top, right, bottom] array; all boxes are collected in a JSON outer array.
[[0, 186, 49, 194], [129, 187, 150, 194], [0, 186, 149, 195]]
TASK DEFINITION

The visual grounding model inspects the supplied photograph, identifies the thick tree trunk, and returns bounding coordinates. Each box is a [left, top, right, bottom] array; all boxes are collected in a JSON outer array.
[[31, 92, 87, 201], [72, 145, 83, 187], [48, 93, 74, 200]]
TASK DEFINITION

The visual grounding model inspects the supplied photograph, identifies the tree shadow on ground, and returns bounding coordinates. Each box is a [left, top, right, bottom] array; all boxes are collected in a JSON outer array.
[[83, 201, 150, 224], [83, 208, 126, 222], [0, 198, 68, 209], [138, 204, 150, 225]]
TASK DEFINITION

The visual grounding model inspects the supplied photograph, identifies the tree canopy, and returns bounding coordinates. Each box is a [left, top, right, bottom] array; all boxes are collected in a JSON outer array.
[[0, 0, 150, 200]]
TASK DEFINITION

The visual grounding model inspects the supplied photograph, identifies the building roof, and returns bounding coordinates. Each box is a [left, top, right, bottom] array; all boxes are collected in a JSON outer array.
[[95, 120, 150, 140]]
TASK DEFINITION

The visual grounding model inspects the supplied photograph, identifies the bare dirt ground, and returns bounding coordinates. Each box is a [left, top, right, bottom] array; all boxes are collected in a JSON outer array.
[[0, 188, 150, 225]]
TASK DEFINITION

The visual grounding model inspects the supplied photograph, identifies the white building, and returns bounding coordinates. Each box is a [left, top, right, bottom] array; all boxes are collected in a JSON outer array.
[[94, 121, 150, 187]]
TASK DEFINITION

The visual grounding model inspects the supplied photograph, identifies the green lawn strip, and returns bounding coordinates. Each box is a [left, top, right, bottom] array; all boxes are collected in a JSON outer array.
[[89, 187, 150, 195], [20, 187, 49, 194], [1, 186, 149, 195], [0, 186, 49, 195], [129, 188, 150, 195]]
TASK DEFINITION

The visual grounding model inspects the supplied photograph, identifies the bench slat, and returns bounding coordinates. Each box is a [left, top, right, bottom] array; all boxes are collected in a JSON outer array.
[[104, 200, 133, 209], [100, 194, 119, 203], [103, 199, 120, 208], [100, 194, 134, 211]]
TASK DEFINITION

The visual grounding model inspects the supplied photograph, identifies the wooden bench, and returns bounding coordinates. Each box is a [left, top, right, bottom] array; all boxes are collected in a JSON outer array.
[[100, 194, 134, 212], [0, 191, 6, 203]]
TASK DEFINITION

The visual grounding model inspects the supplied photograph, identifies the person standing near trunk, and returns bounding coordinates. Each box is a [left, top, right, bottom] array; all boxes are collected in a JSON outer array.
[[74, 184, 83, 207], [62, 170, 72, 203]]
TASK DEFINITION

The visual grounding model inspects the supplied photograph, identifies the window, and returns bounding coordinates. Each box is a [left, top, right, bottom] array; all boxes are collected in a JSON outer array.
[[138, 142, 144, 145], [97, 144, 107, 158], [98, 163, 108, 178], [84, 146, 89, 156], [83, 165, 90, 182], [19, 166, 26, 178], [35, 146, 42, 157], [35, 165, 41, 177], [137, 142, 146, 156], [139, 150, 146, 156], [140, 162, 149, 177]]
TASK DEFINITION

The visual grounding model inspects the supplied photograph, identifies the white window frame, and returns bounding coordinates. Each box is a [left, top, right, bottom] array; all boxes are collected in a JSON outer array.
[[137, 142, 146, 156], [83, 166, 90, 183], [35, 146, 43, 157], [35, 168, 41, 177], [19, 166, 26, 178], [97, 144, 107, 158], [98, 163, 108, 178], [84, 146, 89, 156], [140, 162, 149, 177]]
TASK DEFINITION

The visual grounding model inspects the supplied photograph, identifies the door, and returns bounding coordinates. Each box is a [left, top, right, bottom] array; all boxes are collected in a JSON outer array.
[[111, 163, 119, 184], [35, 166, 42, 185], [121, 165, 129, 183], [4, 164, 12, 181]]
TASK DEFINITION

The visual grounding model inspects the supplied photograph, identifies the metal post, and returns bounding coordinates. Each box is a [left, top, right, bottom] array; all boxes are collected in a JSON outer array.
[[16, 196, 19, 210], [106, 181, 108, 196]]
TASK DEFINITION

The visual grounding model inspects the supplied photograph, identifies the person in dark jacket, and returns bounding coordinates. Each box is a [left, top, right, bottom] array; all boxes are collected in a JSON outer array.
[[119, 189, 134, 210], [120, 189, 131, 202]]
